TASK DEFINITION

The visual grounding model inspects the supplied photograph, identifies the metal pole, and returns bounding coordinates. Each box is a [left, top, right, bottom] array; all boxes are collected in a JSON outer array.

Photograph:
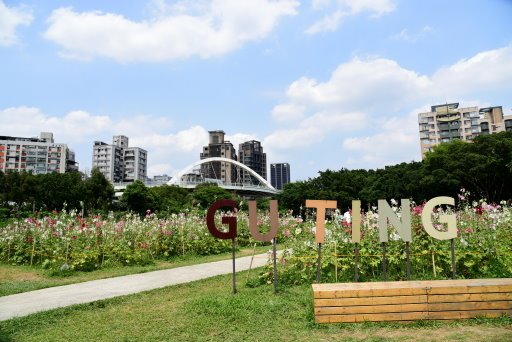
[[316, 243, 322, 283], [354, 243, 359, 282], [232, 238, 237, 294], [451, 238, 456, 279], [406, 241, 411, 280], [272, 237, 278, 294], [334, 240, 338, 283], [382, 242, 387, 281]]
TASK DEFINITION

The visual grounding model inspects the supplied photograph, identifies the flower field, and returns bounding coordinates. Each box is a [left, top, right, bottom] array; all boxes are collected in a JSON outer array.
[[1, 198, 512, 284], [258, 198, 512, 285]]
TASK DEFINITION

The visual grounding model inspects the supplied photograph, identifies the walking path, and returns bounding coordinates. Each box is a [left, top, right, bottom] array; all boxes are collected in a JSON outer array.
[[0, 253, 268, 321]]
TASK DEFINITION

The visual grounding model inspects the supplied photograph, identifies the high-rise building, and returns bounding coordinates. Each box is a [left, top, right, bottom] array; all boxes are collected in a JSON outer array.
[[238, 140, 267, 184], [124, 147, 147, 182], [0, 132, 77, 174], [270, 163, 290, 190], [200, 130, 237, 184], [418, 103, 512, 158], [92, 135, 147, 183]]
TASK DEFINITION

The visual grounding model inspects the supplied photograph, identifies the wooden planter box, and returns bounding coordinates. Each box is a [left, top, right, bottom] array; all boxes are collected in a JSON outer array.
[[312, 278, 512, 323]]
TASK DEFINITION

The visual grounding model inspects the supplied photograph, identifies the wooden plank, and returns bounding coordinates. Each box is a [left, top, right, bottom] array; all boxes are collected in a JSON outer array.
[[313, 281, 512, 298], [428, 292, 512, 303], [428, 301, 512, 312], [428, 309, 512, 320], [312, 279, 512, 324], [315, 303, 428, 315], [312, 278, 512, 293], [314, 294, 428, 307], [314, 287, 427, 299], [315, 310, 512, 323], [426, 285, 512, 295], [315, 311, 429, 323]]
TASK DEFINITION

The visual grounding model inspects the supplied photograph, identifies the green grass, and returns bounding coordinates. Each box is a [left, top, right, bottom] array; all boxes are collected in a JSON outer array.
[[1, 273, 511, 342], [0, 245, 272, 297]]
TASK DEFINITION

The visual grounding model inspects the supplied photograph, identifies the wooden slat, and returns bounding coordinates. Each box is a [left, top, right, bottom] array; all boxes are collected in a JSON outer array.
[[314, 294, 428, 307], [312, 279, 512, 324], [314, 287, 427, 299], [428, 292, 512, 303], [428, 301, 512, 312], [315, 303, 428, 315], [315, 311, 429, 323], [427, 310, 512, 320], [425, 285, 512, 295], [314, 302, 512, 317]]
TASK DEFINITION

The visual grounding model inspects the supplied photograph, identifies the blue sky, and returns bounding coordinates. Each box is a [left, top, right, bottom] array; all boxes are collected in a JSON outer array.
[[1, 0, 511, 181]]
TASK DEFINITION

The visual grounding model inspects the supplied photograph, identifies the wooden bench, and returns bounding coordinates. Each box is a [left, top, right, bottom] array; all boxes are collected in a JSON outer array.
[[312, 278, 512, 323]]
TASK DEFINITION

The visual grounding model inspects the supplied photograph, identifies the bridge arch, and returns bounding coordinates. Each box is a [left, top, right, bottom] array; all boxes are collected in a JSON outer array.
[[168, 157, 277, 193]]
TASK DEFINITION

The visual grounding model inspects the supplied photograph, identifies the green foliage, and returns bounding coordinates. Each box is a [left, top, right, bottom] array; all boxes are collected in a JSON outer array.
[[82, 168, 114, 211], [149, 184, 190, 214], [257, 200, 512, 286], [120, 180, 155, 215], [278, 132, 512, 212], [191, 183, 234, 209]]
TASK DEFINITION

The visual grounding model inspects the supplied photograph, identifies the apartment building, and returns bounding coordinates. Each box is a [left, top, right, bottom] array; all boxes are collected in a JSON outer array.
[[418, 103, 512, 158], [270, 163, 290, 190], [199, 130, 237, 184], [0, 132, 77, 174], [238, 140, 267, 184], [92, 135, 147, 183]]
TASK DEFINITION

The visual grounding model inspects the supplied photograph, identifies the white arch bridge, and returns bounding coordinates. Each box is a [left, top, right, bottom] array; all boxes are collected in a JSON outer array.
[[114, 157, 280, 196]]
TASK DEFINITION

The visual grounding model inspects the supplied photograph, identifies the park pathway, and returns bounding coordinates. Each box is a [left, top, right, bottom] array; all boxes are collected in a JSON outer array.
[[0, 253, 268, 321]]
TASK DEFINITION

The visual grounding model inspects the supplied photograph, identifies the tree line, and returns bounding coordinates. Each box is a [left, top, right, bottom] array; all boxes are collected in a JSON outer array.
[[278, 131, 512, 214], [0, 167, 237, 219], [1, 131, 511, 218]]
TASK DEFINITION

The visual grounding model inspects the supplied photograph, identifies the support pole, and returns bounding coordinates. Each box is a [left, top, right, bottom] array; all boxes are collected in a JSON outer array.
[[382, 242, 387, 281], [334, 240, 338, 283], [354, 243, 359, 282], [272, 237, 278, 294], [232, 238, 237, 294], [451, 238, 456, 280], [316, 243, 322, 283], [406, 241, 411, 280]]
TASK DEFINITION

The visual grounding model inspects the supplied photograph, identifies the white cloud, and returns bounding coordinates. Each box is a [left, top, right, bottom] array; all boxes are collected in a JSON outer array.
[[390, 25, 432, 42], [0, 107, 112, 142], [225, 132, 259, 148], [342, 111, 420, 167], [306, 0, 395, 34], [264, 110, 366, 150], [286, 57, 430, 110], [432, 45, 512, 99], [43, 0, 298, 62], [0, 107, 211, 177], [264, 45, 512, 170], [271, 103, 306, 123], [0, 1, 33, 46]]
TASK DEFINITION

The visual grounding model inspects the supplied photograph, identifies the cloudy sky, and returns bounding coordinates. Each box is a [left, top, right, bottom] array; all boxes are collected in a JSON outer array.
[[1, 0, 511, 181]]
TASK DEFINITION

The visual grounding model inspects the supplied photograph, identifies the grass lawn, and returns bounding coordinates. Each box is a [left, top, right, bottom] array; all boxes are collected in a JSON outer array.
[[0, 245, 271, 297], [1, 272, 511, 342]]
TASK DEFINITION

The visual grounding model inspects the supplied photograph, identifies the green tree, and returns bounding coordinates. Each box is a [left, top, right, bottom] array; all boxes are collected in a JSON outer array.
[[150, 184, 190, 214], [120, 180, 156, 215], [191, 183, 233, 209], [37, 172, 83, 211], [82, 168, 114, 211]]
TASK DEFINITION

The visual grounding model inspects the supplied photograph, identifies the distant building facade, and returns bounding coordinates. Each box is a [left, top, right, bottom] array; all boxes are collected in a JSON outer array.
[[270, 163, 290, 190], [92, 135, 147, 183], [419, 103, 512, 158], [200, 130, 237, 184], [238, 140, 267, 184], [0, 132, 77, 174]]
